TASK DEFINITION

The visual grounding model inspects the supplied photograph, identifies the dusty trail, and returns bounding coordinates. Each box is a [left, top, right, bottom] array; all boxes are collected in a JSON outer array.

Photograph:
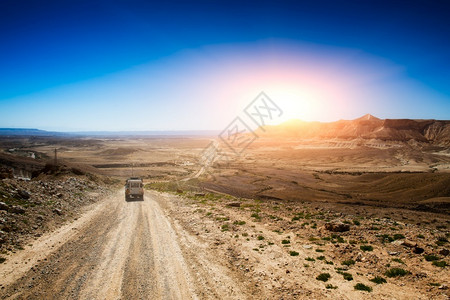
[[0, 190, 245, 300]]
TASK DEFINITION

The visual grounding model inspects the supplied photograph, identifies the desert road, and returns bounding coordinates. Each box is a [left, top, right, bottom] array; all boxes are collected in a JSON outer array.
[[0, 190, 247, 300]]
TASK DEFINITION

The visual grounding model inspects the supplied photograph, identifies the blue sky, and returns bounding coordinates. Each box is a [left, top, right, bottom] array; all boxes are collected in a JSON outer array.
[[0, 0, 449, 131]]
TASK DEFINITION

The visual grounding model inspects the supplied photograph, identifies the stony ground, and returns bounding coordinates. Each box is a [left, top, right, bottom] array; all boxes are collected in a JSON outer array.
[[160, 186, 450, 299], [0, 173, 113, 260]]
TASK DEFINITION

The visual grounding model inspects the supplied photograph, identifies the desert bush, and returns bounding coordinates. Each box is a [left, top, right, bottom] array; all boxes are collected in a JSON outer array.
[[290, 251, 299, 256], [432, 261, 447, 268], [370, 276, 387, 284], [360, 245, 373, 252], [281, 239, 290, 244], [341, 272, 353, 281], [342, 259, 355, 266], [424, 254, 440, 261], [385, 268, 409, 277], [305, 257, 315, 261], [326, 284, 338, 289], [354, 283, 372, 292], [316, 273, 331, 282]]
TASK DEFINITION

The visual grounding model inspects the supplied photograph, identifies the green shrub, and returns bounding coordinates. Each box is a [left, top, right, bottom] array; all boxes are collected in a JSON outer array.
[[0, 257, 6, 264], [290, 251, 299, 256], [392, 258, 405, 264], [393, 233, 405, 240], [354, 283, 372, 292], [221, 224, 229, 231], [360, 245, 373, 252], [316, 273, 331, 282], [281, 239, 290, 244], [317, 256, 325, 260], [233, 220, 246, 225], [342, 259, 355, 266], [353, 220, 360, 226], [424, 254, 440, 261], [385, 268, 409, 277], [326, 284, 338, 289], [432, 261, 447, 268], [257, 235, 265, 240], [316, 249, 325, 252], [305, 257, 315, 261], [370, 276, 387, 284], [341, 272, 353, 281]]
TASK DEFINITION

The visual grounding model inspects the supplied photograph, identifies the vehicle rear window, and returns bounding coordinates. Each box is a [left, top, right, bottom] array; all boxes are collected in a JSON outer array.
[[130, 182, 141, 188]]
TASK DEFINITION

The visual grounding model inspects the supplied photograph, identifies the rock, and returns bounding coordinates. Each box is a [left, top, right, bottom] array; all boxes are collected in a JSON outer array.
[[303, 245, 313, 249], [10, 206, 25, 214], [52, 208, 63, 216], [0, 202, 9, 211], [388, 251, 399, 255], [438, 284, 448, 290], [402, 240, 417, 248], [413, 247, 424, 254], [17, 190, 31, 200], [415, 272, 427, 278], [226, 202, 241, 207], [324, 222, 350, 232], [439, 248, 449, 256]]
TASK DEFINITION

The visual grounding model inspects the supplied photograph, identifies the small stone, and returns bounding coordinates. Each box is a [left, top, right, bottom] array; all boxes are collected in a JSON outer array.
[[413, 247, 424, 254], [10, 206, 25, 214], [303, 245, 313, 249], [17, 190, 31, 200], [439, 248, 449, 256], [0, 202, 9, 211], [52, 208, 63, 216], [438, 284, 448, 290], [402, 240, 417, 248]]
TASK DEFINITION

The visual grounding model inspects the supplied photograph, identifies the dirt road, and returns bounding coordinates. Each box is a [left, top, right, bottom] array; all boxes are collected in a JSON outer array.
[[0, 190, 249, 300]]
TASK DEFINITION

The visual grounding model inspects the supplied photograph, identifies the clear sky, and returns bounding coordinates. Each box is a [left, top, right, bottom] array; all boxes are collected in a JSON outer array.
[[0, 0, 449, 131]]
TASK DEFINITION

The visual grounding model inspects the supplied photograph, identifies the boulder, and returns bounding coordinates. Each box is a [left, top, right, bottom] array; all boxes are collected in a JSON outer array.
[[17, 190, 31, 200], [0, 202, 9, 211], [10, 206, 25, 214], [324, 222, 350, 232]]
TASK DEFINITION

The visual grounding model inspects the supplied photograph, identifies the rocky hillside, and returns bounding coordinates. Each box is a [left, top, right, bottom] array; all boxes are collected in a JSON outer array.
[[0, 165, 114, 262], [260, 114, 450, 145]]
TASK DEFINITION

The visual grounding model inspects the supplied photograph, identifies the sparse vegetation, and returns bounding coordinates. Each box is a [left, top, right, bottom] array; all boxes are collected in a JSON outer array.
[[360, 245, 373, 252], [281, 239, 290, 244], [354, 283, 372, 292], [305, 257, 315, 262], [432, 261, 447, 268], [342, 259, 355, 266], [326, 284, 338, 289], [316, 273, 331, 282], [370, 276, 387, 284], [385, 268, 409, 277], [290, 251, 299, 256], [424, 254, 440, 261]]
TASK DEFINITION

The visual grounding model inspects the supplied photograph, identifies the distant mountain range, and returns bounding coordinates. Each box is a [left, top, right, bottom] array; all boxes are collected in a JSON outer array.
[[259, 114, 450, 145], [0, 128, 219, 137]]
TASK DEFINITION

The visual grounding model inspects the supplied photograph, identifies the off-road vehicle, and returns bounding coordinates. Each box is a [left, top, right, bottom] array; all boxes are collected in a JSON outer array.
[[125, 177, 144, 201]]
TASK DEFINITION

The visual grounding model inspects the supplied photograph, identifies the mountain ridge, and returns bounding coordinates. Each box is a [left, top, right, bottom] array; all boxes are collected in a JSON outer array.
[[259, 115, 450, 145]]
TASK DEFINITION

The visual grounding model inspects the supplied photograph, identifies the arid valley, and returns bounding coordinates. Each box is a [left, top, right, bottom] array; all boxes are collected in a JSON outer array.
[[1, 115, 449, 299]]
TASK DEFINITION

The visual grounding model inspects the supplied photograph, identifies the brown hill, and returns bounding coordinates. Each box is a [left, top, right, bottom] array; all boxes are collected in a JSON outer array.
[[260, 115, 450, 145]]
